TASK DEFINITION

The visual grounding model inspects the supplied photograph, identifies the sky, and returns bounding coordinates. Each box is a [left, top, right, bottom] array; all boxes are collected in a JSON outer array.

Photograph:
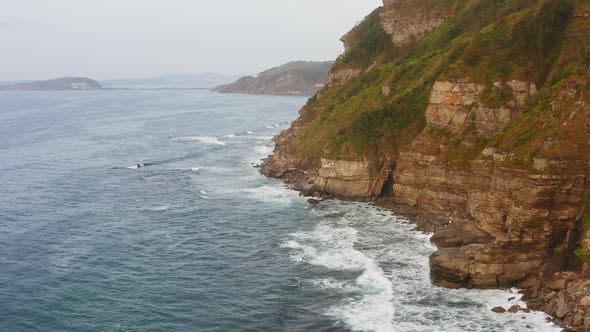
[[0, 0, 382, 80]]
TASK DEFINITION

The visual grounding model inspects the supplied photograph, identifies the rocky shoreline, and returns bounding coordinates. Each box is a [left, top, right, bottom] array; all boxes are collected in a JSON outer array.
[[257, 0, 590, 330], [260, 162, 590, 331]]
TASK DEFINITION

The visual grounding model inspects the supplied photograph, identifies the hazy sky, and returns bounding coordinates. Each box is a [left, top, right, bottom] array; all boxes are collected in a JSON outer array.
[[0, 0, 382, 80]]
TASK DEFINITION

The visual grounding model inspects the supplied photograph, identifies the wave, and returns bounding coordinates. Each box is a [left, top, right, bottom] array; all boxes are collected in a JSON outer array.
[[307, 278, 355, 291], [254, 145, 273, 156], [234, 185, 300, 204], [282, 222, 394, 332], [145, 205, 170, 212], [199, 189, 209, 199], [281, 202, 560, 332], [171, 136, 226, 145], [122, 162, 155, 170]]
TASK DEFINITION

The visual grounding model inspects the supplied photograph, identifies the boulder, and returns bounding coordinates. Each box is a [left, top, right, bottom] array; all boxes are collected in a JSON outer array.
[[556, 293, 569, 319], [580, 296, 590, 306], [492, 306, 506, 313], [548, 279, 568, 290], [508, 305, 521, 313]]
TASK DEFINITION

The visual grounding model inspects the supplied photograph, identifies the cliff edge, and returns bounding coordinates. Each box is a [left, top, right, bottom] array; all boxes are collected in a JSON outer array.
[[262, 0, 590, 329]]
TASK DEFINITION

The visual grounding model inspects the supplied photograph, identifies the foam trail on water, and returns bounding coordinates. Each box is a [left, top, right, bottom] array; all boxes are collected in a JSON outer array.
[[171, 136, 226, 145], [282, 222, 395, 332]]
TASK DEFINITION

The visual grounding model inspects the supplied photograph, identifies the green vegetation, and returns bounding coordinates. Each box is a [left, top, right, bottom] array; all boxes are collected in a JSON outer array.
[[336, 9, 396, 69], [285, 0, 589, 168], [575, 194, 590, 263]]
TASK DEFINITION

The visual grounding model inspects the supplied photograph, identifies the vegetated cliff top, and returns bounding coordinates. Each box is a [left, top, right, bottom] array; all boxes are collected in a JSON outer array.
[[0, 77, 103, 90], [281, 0, 589, 163], [214, 61, 334, 96]]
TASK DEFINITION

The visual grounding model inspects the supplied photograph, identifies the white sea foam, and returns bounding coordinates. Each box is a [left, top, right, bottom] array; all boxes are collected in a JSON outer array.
[[308, 278, 356, 291], [237, 185, 299, 204], [171, 136, 226, 145], [126, 163, 144, 169], [283, 221, 395, 332], [199, 189, 209, 199], [147, 205, 170, 212], [246, 131, 254, 134], [281, 202, 560, 332], [225, 134, 236, 138], [254, 145, 273, 156]]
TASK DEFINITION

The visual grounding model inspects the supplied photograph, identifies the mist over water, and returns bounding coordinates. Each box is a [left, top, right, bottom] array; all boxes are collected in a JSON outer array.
[[0, 91, 558, 331]]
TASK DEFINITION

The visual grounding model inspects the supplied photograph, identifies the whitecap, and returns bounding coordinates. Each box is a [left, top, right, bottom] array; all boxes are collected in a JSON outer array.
[[171, 136, 226, 145], [225, 134, 236, 138], [246, 131, 254, 134], [126, 163, 144, 169], [147, 205, 170, 212]]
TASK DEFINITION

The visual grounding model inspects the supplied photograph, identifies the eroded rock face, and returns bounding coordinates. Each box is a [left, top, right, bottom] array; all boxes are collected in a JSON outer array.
[[394, 80, 587, 289], [326, 69, 361, 86], [315, 159, 391, 198], [425, 80, 537, 137], [430, 244, 545, 288], [379, 0, 448, 46]]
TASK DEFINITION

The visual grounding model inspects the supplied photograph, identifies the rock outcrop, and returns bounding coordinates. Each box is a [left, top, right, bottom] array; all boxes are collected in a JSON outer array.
[[379, 0, 449, 46], [314, 159, 392, 198]]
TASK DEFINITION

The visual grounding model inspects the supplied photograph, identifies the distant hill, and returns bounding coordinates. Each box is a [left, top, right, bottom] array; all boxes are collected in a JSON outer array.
[[214, 61, 334, 96], [102, 73, 239, 89], [0, 77, 102, 91]]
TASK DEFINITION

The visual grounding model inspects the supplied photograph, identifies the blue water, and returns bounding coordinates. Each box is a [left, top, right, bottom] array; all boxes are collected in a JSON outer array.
[[0, 90, 559, 332]]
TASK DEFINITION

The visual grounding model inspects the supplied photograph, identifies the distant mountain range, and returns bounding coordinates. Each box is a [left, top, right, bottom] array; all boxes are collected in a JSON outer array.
[[102, 73, 240, 89], [0, 77, 102, 90], [214, 61, 334, 96]]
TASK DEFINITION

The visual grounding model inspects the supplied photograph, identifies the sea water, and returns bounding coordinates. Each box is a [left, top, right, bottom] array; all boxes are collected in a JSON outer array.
[[0, 90, 559, 331]]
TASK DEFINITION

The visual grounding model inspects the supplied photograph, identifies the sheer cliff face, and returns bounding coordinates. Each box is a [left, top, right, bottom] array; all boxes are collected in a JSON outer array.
[[379, 0, 448, 46], [263, 0, 590, 290]]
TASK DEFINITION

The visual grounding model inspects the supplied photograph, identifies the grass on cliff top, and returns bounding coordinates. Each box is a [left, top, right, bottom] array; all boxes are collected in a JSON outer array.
[[288, 0, 586, 163], [334, 8, 396, 71]]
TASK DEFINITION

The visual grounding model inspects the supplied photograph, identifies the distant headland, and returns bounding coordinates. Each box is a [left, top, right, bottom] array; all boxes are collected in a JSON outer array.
[[0, 77, 103, 91], [214, 61, 334, 96]]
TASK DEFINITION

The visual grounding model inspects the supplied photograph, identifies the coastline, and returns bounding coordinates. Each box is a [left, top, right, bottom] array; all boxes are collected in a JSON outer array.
[[260, 165, 588, 331]]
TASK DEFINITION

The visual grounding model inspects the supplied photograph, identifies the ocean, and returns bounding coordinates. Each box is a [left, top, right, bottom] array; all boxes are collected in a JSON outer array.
[[0, 90, 560, 331]]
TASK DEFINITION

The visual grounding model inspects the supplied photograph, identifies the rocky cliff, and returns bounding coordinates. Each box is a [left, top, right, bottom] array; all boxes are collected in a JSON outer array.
[[262, 0, 590, 329], [214, 61, 333, 96]]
